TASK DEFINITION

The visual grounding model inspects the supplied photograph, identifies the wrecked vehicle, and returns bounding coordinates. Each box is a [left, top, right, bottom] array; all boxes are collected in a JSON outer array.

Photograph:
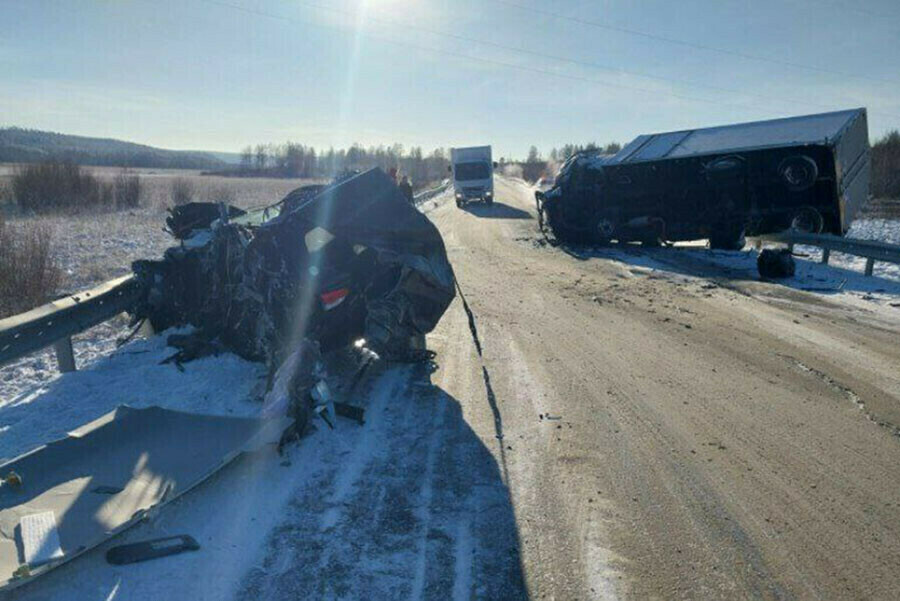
[[133, 168, 456, 422], [537, 108, 870, 249]]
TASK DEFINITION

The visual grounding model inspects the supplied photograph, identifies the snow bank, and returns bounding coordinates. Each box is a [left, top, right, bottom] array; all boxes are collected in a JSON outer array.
[[0, 329, 265, 463], [793, 218, 900, 284]]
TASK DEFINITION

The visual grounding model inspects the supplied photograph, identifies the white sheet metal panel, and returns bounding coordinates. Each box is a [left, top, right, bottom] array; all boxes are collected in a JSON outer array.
[[0, 406, 290, 590], [666, 109, 862, 158], [630, 130, 693, 160], [603, 109, 864, 165]]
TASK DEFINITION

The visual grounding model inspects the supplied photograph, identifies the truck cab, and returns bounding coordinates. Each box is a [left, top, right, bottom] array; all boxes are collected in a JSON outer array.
[[450, 146, 495, 207]]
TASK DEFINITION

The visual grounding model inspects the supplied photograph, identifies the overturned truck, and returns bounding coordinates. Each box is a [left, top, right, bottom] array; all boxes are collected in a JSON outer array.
[[133, 168, 455, 422], [537, 108, 871, 248]]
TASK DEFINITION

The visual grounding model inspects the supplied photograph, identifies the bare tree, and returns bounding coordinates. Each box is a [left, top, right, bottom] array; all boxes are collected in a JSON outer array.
[[240, 146, 253, 170], [254, 144, 268, 171]]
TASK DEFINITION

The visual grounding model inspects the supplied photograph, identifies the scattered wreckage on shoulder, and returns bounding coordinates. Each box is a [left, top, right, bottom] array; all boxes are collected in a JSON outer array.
[[0, 168, 456, 590], [133, 167, 456, 427], [536, 108, 871, 249]]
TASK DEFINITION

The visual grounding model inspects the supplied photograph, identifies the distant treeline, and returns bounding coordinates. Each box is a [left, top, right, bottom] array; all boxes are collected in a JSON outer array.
[[0, 127, 225, 170], [222, 141, 626, 186], [517, 142, 622, 182], [216, 143, 453, 187]]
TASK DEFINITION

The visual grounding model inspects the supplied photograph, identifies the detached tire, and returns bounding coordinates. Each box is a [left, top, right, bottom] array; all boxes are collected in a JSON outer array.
[[758, 248, 796, 279]]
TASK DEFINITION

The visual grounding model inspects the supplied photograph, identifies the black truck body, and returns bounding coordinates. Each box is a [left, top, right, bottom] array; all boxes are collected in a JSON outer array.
[[537, 108, 870, 247]]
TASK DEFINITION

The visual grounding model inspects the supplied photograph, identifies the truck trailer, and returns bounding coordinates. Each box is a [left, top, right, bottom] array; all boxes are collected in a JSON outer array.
[[537, 108, 871, 248], [450, 146, 496, 207]]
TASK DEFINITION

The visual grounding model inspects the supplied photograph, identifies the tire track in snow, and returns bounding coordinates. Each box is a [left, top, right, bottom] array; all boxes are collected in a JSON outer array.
[[319, 368, 405, 531], [410, 380, 448, 600], [238, 322, 525, 601]]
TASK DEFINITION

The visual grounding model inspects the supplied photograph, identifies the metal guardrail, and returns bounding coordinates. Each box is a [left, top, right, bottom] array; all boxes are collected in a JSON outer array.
[[0, 275, 142, 372], [755, 231, 900, 276]]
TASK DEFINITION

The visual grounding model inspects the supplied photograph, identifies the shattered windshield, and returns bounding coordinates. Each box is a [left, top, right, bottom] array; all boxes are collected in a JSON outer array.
[[454, 162, 490, 181]]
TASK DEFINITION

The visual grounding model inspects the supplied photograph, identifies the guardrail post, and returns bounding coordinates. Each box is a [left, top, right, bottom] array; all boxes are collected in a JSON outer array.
[[821, 248, 830, 265], [865, 258, 875, 277], [54, 337, 76, 373]]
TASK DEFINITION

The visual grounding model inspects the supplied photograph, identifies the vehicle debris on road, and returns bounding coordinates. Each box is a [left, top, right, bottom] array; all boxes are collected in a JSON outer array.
[[106, 535, 200, 566], [758, 248, 797, 279], [0, 407, 291, 591]]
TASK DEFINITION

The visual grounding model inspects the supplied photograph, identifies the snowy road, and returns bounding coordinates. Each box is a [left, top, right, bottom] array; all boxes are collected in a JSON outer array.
[[6, 177, 900, 599]]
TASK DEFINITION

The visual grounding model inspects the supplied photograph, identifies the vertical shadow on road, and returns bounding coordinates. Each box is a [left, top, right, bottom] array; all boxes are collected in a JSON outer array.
[[239, 362, 528, 600]]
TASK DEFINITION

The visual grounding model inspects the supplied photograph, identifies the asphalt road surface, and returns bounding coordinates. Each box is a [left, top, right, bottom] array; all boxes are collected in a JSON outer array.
[[419, 177, 900, 600]]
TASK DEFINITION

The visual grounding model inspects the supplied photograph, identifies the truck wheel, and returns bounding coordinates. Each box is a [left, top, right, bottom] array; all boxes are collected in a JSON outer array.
[[593, 218, 615, 245], [709, 224, 746, 250], [789, 207, 824, 234], [779, 155, 818, 192], [484, 196, 493, 206]]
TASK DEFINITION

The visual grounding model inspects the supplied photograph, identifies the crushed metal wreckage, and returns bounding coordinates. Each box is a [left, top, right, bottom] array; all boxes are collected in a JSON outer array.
[[132, 168, 456, 426]]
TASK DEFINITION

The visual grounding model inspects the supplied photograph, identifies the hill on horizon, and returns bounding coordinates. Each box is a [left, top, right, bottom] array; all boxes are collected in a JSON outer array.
[[0, 127, 232, 170]]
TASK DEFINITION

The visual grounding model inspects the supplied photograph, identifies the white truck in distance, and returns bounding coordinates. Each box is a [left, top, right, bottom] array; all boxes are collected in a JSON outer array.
[[450, 146, 496, 207]]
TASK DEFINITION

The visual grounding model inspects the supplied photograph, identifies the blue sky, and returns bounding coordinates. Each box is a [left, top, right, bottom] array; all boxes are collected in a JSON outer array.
[[2, 0, 899, 159]]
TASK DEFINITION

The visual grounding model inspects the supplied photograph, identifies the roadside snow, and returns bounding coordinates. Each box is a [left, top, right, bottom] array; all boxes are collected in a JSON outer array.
[[595, 239, 900, 315], [794, 218, 900, 284], [0, 329, 265, 463], [0, 318, 133, 409], [567, 216, 900, 313], [11, 360, 520, 601]]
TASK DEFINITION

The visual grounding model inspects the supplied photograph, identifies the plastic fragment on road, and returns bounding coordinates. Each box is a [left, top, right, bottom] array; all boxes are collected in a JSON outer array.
[[311, 380, 337, 430], [106, 534, 200, 566]]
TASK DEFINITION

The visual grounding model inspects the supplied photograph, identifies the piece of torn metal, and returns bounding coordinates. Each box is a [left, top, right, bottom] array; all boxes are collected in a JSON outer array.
[[0, 406, 290, 591]]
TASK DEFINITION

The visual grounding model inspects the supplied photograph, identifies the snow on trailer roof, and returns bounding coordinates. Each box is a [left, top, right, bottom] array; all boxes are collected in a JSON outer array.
[[607, 108, 865, 165]]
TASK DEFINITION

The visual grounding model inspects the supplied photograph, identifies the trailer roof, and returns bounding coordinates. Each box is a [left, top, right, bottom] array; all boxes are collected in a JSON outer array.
[[608, 108, 865, 165]]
